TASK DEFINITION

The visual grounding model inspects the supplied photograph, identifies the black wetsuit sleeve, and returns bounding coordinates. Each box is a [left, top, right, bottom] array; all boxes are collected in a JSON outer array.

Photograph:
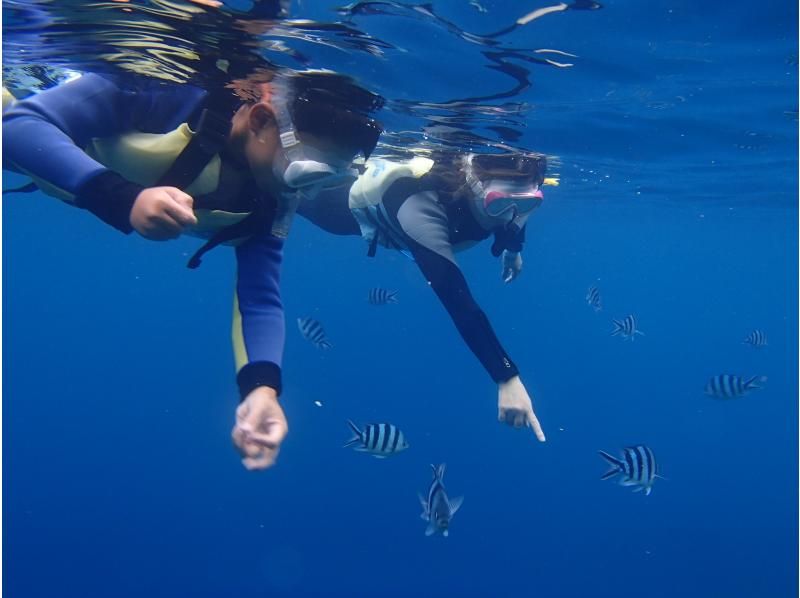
[[404, 235, 519, 384]]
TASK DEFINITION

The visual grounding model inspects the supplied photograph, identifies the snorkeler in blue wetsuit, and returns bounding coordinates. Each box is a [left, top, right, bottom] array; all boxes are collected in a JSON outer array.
[[298, 150, 555, 440], [3, 70, 383, 470]]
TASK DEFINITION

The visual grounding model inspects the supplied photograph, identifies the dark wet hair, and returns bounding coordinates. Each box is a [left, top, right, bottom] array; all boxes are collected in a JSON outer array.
[[232, 68, 384, 157], [424, 149, 471, 203]]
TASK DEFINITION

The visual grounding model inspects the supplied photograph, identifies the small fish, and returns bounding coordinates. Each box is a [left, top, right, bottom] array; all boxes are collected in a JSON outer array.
[[611, 315, 644, 340], [599, 445, 659, 496], [419, 464, 463, 537], [705, 374, 767, 399], [368, 287, 399, 305], [297, 317, 332, 349], [586, 286, 602, 311], [344, 421, 409, 458], [743, 329, 767, 347]]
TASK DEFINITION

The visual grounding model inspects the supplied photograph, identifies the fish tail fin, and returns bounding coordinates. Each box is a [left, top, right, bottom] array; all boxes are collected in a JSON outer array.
[[431, 463, 446, 480], [745, 375, 767, 390], [610, 320, 623, 336], [388, 290, 399, 303], [343, 420, 362, 448], [598, 450, 623, 480], [449, 495, 464, 516]]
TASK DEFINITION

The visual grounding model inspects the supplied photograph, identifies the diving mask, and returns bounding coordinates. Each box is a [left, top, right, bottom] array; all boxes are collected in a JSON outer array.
[[464, 153, 545, 220], [270, 72, 380, 189]]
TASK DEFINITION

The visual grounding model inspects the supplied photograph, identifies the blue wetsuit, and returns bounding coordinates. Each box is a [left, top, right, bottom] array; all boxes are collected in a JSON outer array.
[[3, 74, 286, 398]]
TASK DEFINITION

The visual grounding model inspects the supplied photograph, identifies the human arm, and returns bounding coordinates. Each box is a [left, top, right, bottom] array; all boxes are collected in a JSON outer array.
[[230, 231, 289, 469], [392, 192, 544, 439], [3, 73, 201, 234]]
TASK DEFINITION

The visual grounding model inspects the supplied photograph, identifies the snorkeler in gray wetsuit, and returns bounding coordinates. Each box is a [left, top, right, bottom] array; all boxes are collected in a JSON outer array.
[[298, 150, 553, 440]]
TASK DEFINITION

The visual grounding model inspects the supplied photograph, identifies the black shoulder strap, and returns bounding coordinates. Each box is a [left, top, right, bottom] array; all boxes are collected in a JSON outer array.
[[186, 201, 270, 269], [156, 107, 232, 188]]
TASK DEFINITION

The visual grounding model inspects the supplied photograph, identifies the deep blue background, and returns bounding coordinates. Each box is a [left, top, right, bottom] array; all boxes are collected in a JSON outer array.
[[3, 0, 798, 596]]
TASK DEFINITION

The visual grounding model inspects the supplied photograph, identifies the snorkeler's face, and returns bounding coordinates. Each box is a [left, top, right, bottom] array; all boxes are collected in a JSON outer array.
[[237, 102, 360, 195]]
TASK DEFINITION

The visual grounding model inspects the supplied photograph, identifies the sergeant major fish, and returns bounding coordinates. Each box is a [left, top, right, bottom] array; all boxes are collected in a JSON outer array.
[[743, 329, 767, 347], [344, 420, 409, 457], [368, 287, 399, 305], [705, 374, 767, 399], [599, 445, 659, 496], [419, 463, 464, 537], [297, 317, 332, 349], [586, 286, 602, 312], [611, 314, 644, 340]]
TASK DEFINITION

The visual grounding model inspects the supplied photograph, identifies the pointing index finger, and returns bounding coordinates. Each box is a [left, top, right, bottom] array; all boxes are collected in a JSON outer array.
[[528, 411, 546, 442]]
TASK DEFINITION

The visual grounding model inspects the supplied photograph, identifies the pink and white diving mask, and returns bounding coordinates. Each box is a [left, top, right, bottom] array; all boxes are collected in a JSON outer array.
[[464, 152, 546, 220]]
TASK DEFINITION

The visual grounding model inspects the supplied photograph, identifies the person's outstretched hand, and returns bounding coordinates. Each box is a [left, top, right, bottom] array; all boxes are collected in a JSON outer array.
[[231, 386, 288, 470], [501, 250, 523, 283], [130, 186, 198, 240], [497, 376, 545, 441]]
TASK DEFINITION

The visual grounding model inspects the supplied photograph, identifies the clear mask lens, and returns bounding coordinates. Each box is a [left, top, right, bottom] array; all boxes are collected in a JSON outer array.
[[483, 184, 543, 217], [283, 160, 340, 188]]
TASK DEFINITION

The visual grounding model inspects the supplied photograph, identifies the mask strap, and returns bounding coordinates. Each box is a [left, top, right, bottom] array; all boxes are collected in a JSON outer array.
[[270, 72, 306, 163], [463, 153, 486, 201]]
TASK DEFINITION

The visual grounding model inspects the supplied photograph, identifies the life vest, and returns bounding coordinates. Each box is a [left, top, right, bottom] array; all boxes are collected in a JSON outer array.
[[348, 156, 434, 256]]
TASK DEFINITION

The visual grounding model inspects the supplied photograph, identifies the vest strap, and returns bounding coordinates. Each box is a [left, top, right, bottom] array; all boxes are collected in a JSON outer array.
[[156, 107, 231, 189]]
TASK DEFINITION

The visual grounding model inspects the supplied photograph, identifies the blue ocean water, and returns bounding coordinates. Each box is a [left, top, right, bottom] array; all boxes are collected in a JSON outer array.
[[3, 0, 798, 597]]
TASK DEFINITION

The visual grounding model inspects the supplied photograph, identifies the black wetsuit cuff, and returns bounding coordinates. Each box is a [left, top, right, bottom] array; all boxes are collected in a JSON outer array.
[[491, 357, 519, 384], [76, 171, 144, 234], [237, 361, 282, 400]]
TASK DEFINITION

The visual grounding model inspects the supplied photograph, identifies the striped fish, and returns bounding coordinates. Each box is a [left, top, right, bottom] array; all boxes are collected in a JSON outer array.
[[297, 317, 332, 349], [705, 374, 767, 399], [344, 421, 409, 458], [368, 287, 399, 305], [419, 464, 463, 537], [586, 286, 602, 312], [743, 329, 767, 347], [599, 445, 659, 496], [611, 314, 644, 340]]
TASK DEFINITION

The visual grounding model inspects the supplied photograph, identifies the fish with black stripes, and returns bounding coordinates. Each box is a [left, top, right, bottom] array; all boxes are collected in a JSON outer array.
[[297, 317, 332, 349], [368, 287, 399, 306], [586, 286, 602, 312], [598, 445, 659, 496], [705, 374, 767, 399], [419, 463, 463, 537], [344, 420, 409, 458], [611, 314, 644, 340], [743, 329, 767, 347]]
